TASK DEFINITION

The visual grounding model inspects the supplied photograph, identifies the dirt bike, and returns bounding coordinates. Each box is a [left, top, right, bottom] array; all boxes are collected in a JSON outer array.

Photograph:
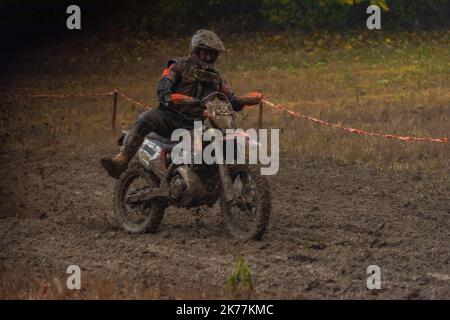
[[114, 92, 271, 240]]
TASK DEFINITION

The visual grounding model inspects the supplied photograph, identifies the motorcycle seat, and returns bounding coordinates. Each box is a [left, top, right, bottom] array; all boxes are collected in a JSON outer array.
[[147, 132, 178, 149]]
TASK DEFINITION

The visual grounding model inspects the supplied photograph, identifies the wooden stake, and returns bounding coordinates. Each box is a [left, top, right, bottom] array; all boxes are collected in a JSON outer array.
[[112, 90, 118, 132], [258, 101, 263, 130]]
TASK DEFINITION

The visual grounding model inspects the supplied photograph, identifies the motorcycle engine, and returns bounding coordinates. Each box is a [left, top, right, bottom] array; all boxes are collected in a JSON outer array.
[[168, 166, 213, 207]]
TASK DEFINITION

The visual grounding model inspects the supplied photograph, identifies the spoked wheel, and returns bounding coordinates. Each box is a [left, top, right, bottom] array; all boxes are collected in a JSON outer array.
[[114, 161, 165, 233], [220, 165, 271, 240]]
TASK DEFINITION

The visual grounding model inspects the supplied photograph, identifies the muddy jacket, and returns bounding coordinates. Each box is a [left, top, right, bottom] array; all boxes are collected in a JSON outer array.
[[157, 57, 237, 120]]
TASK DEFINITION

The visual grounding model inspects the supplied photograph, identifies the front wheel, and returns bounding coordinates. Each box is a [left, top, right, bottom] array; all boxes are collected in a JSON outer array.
[[114, 161, 166, 233], [220, 165, 271, 240]]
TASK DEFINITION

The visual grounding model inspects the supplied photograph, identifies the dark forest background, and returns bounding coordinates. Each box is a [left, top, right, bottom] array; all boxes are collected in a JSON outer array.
[[1, 0, 449, 53]]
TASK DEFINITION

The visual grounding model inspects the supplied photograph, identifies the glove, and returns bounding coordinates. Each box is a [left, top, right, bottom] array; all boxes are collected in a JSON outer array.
[[230, 92, 262, 111], [170, 93, 199, 106], [162, 93, 199, 109], [239, 92, 262, 106], [230, 96, 244, 112]]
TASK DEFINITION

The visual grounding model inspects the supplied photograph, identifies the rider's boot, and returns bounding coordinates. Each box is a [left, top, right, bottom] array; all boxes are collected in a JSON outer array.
[[100, 131, 144, 179]]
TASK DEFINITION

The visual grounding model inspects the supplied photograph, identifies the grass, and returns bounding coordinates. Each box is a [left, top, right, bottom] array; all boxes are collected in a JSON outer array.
[[226, 256, 255, 299], [0, 266, 227, 299], [1, 29, 449, 171], [1, 257, 255, 299]]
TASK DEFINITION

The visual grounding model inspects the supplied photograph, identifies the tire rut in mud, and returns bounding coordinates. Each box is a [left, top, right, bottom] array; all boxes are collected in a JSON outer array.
[[0, 150, 449, 299]]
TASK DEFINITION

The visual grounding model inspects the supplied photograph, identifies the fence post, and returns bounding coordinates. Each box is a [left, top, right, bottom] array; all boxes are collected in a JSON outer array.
[[258, 100, 263, 130], [112, 90, 118, 132]]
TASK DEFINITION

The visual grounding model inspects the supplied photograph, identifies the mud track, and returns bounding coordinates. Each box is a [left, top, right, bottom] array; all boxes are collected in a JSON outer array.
[[0, 148, 449, 299]]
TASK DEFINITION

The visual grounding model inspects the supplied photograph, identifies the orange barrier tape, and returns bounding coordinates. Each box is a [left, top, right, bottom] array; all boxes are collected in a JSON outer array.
[[1, 89, 447, 143], [0, 89, 153, 110], [115, 90, 153, 110], [262, 99, 449, 143]]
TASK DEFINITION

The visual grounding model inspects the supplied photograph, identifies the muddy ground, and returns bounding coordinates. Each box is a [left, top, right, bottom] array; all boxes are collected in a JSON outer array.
[[0, 26, 449, 300], [0, 145, 449, 299]]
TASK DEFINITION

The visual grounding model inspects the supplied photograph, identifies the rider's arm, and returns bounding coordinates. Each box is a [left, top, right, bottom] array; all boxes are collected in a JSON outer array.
[[157, 61, 181, 108]]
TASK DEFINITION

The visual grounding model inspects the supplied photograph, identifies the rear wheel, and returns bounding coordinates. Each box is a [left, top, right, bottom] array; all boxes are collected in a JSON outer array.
[[114, 161, 165, 233], [220, 165, 271, 240]]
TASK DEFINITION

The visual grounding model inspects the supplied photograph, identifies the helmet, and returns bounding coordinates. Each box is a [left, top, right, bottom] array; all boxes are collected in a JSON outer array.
[[189, 30, 225, 68]]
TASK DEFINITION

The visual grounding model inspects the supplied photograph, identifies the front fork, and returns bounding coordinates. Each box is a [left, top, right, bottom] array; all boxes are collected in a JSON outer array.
[[213, 137, 235, 203], [218, 163, 234, 203]]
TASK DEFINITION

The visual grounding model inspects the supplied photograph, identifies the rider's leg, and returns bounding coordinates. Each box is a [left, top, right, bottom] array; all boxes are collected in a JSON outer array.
[[100, 109, 173, 179]]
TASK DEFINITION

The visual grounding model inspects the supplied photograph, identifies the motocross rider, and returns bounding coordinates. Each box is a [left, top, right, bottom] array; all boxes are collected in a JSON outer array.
[[101, 30, 261, 179]]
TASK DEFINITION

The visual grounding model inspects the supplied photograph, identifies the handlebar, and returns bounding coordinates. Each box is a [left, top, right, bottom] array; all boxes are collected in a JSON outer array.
[[170, 91, 263, 108]]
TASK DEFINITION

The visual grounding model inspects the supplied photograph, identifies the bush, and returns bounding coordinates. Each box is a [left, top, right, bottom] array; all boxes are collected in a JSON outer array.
[[260, 0, 449, 30], [134, 0, 449, 33]]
